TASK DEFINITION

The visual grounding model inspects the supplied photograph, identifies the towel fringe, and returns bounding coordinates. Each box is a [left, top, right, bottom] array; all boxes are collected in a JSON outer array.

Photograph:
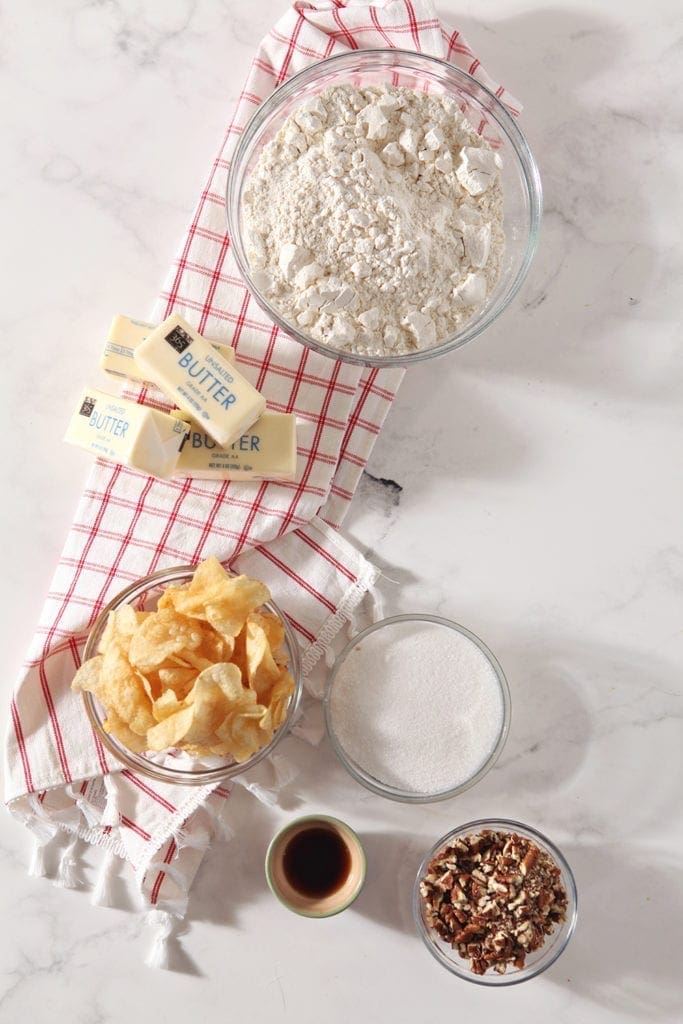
[[64, 782, 104, 830], [173, 824, 211, 852], [76, 797, 103, 829], [145, 860, 188, 891], [269, 751, 298, 788], [212, 806, 236, 843], [29, 836, 48, 878], [54, 833, 81, 889], [27, 793, 60, 831], [91, 849, 118, 907], [144, 909, 175, 970], [234, 777, 278, 807], [379, 568, 401, 585], [324, 646, 335, 668], [28, 829, 59, 878], [368, 584, 385, 623], [291, 708, 326, 746], [101, 781, 120, 827]]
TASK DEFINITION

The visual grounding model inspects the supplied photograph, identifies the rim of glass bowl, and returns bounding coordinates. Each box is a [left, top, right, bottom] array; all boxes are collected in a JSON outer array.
[[82, 564, 302, 786], [413, 818, 578, 985], [226, 48, 542, 368], [323, 614, 511, 803]]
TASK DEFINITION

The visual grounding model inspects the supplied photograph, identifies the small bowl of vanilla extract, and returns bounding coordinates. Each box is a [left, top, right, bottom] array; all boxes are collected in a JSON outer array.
[[265, 815, 366, 917]]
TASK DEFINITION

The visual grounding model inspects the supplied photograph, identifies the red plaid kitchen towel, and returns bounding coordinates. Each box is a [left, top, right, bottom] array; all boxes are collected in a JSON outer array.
[[4, 0, 519, 963]]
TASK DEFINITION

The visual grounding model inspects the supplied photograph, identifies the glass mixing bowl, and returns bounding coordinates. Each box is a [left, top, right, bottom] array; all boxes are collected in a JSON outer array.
[[81, 565, 302, 785], [324, 614, 511, 802], [413, 819, 578, 984], [226, 48, 542, 367]]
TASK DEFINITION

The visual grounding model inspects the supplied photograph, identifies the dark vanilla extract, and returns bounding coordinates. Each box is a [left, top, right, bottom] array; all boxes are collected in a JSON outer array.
[[283, 826, 351, 899]]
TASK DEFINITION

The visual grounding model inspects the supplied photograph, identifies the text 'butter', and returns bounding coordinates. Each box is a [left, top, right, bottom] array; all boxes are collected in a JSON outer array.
[[133, 313, 265, 447], [172, 411, 297, 481], [64, 387, 188, 480]]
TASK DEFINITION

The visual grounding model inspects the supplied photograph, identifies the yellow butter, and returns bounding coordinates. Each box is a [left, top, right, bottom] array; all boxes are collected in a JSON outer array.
[[64, 387, 188, 480], [102, 314, 235, 384], [134, 313, 265, 448], [172, 411, 297, 481]]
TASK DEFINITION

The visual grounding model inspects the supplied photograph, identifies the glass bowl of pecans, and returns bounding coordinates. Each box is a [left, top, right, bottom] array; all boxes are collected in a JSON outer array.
[[413, 819, 577, 985]]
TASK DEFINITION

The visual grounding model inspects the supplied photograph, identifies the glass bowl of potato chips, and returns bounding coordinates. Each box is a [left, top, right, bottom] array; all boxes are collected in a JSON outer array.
[[75, 558, 302, 785]]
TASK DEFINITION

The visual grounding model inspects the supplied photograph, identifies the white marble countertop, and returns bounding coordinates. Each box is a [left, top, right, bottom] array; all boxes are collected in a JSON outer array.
[[1, 1, 682, 1020]]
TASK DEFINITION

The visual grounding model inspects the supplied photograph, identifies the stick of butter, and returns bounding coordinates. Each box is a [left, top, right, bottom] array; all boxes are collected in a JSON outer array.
[[102, 314, 235, 384], [64, 387, 188, 480], [172, 411, 297, 481], [134, 313, 266, 447]]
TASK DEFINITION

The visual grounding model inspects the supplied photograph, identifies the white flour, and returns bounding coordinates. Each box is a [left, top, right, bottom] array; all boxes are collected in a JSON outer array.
[[328, 620, 505, 795], [242, 84, 505, 358]]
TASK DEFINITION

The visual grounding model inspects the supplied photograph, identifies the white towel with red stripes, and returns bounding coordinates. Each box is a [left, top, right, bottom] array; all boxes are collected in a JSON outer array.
[[3, 0, 517, 967]]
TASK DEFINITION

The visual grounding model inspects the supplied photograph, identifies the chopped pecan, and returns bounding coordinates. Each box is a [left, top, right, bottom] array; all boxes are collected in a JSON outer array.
[[419, 829, 568, 977], [521, 846, 539, 876], [435, 869, 454, 891]]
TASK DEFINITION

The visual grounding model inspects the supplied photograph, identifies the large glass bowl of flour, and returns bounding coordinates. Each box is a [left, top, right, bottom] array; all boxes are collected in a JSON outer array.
[[324, 615, 511, 802], [226, 49, 541, 367]]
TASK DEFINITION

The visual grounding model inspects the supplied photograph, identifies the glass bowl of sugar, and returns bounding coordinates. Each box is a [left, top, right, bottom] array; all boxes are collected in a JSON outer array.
[[226, 48, 541, 367], [324, 614, 510, 802]]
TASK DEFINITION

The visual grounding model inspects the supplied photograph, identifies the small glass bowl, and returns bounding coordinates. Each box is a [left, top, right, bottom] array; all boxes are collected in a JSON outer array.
[[82, 565, 302, 786], [413, 819, 578, 984], [226, 48, 542, 367], [265, 814, 367, 918], [324, 614, 510, 802]]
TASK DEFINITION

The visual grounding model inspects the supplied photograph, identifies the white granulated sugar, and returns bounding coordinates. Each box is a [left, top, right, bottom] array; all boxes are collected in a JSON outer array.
[[328, 621, 505, 794], [242, 84, 505, 358]]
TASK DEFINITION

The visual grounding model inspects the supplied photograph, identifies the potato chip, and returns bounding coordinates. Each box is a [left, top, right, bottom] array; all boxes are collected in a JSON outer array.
[[157, 667, 197, 699], [230, 626, 248, 681], [249, 610, 286, 663], [183, 666, 240, 743], [212, 697, 269, 762], [103, 710, 149, 754], [177, 650, 218, 674], [164, 557, 269, 639], [212, 714, 268, 763], [156, 582, 189, 612], [205, 661, 247, 704], [147, 665, 240, 750], [71, 558, 295, 763], [244, 617, 281, 703], [140, 672, 159, 704], [98, 606, 149, 655], [259, 670, 295, 733], [99, 644, 155, 736], [71, 655, 105, 697], [152, 689, 185, 722], [128, 609, 228, 674], [146, 705, 195, 751], [195, 625, 234, 664], [152, 663, 242, 737]]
